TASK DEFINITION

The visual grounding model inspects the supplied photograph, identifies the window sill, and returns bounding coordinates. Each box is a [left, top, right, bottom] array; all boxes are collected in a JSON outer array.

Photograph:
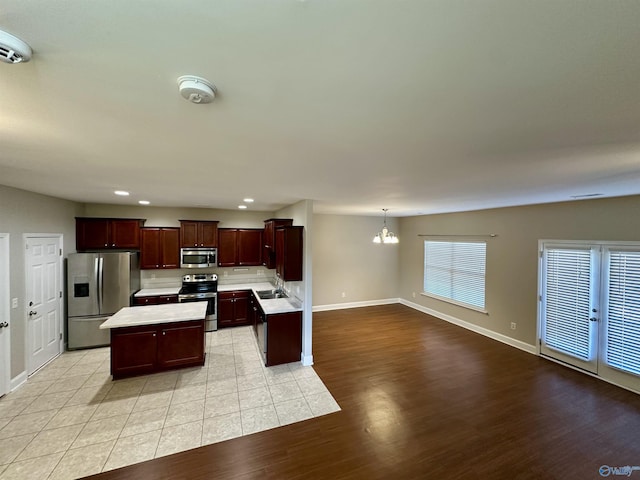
[[420, 292, 488, 315]]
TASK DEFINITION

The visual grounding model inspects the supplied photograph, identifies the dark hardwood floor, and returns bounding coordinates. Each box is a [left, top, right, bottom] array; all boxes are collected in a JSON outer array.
[[89, 304, 640, 480]]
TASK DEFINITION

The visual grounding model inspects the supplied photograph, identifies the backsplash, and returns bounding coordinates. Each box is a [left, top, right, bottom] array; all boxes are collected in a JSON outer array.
[[140, 266, 275, 289]]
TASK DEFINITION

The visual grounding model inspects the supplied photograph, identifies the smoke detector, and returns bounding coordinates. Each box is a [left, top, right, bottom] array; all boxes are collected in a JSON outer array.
[[177, 75, 216, 104], [0, 30, 32, 64]]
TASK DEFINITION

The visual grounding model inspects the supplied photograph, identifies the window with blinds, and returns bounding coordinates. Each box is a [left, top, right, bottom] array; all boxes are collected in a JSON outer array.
[[543, 248, 592, 361], [423, 240, 486, 311], [606, 250, 640, 376]]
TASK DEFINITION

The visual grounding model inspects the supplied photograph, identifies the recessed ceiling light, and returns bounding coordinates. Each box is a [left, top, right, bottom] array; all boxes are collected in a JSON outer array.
[[238, 205, 248, 209], [138, 200, 150, 205], [243, 198, 254, 203], [114, 190, 129, 196]]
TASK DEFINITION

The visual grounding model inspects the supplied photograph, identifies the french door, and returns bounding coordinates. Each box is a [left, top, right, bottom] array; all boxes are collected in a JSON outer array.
[[539, 242, 640, 393]]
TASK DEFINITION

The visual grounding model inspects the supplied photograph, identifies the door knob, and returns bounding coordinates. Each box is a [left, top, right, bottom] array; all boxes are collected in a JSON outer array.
[[589, 317, 598, 322], [0, 322, 8, 328], [28, 310, 37, 316]]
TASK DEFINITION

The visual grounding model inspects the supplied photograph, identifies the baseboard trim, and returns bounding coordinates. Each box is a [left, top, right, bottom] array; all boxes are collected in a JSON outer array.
[[313, 298, 400, 312], [301, 354, 314, 367], [10, 371, 27, 392], [399, 298, 537, 355]]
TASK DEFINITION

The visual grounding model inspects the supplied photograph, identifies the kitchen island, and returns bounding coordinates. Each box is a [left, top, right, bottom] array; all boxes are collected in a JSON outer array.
[[100, 301, 208, 380]]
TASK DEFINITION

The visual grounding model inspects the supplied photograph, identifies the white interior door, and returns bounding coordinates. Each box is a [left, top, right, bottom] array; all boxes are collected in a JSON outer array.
[[0, 234, 10, 397], [26, 236, 62, 375], [539, 244, 599, 374]]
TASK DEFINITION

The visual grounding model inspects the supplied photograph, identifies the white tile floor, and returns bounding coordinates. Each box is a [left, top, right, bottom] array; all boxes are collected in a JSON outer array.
[[0, 326, 340, 480]]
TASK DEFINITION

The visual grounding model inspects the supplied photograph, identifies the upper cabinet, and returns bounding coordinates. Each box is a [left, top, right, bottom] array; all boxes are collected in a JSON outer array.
[[179, 220, 219, 248], [140, 227, 180, 269], [218, 228, 263, 267], [275, 226, 303, 281], [76, 218, 145, 251], [263, 219, 292, 269]]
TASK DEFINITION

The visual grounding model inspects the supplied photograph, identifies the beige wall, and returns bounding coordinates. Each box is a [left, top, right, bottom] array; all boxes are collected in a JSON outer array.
[[398, 195, 640, 347], [83, 204, 269, 229], [0, 185, 81, 378], [312, 214, 400, 307]]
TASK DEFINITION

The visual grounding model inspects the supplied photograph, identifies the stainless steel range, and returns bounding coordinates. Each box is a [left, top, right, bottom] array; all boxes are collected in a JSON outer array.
[[178, 274, 218, 332]]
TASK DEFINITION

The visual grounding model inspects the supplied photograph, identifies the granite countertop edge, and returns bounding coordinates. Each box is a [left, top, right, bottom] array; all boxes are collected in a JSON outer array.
[[100, 301, 208, 329]]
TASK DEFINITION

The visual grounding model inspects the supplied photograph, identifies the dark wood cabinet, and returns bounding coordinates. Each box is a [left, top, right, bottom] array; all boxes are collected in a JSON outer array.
[[250, 291, 302, 367], [218, 229, 263, 267], [275, 226, 303, 281], [110, 325, 159, 379], [179, 220, 219, 248], [157, 322, 205, 369], [218, 290, 250, 327], [110, 320, 205, 380], [140, 227, 180, 269], [217, 229, 237, 267], [266, 311, 302, 367], [133, 294, 178, 306], [263, 219, 292, 269], [76, 218, 144, 251]]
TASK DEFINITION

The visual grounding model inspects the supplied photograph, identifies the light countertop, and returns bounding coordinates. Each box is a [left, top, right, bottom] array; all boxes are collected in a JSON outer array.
[[218, 282, 303, 314], [100, 301, 208, 329], [134, 287, 181, 297]]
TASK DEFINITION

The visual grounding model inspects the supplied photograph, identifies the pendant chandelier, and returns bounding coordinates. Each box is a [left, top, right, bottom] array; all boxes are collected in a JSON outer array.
[[373, 209, 398, 244]]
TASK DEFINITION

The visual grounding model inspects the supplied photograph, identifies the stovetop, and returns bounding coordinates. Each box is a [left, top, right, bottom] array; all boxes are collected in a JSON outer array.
[[179, 273, 217, 295]]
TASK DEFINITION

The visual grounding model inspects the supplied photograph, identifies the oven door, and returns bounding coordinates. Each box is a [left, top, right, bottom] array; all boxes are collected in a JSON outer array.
[[178, 294, 217, 332]]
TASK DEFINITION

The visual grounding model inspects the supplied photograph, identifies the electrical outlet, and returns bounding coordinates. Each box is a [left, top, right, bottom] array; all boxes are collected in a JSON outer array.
[[151, 273, 156, 279], [341, 292, 346, 298], [412, 292, 416, 298], [510, 322, 517, 330], [257, 270, 263, 276], [11, 298, 18, 309]]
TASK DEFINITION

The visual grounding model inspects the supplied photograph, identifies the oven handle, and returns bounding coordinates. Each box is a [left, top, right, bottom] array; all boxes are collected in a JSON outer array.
[[178, 293, 217, 301]]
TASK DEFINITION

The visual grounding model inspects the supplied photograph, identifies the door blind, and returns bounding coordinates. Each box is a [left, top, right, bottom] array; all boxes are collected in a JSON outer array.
[[544, 249, 591, 360], [606, 250, 640, 376], [423, 241, 486, 309]]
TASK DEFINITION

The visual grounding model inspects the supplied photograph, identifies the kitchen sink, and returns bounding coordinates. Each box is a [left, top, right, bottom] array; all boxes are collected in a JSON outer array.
[[256, 289, 288, 300]]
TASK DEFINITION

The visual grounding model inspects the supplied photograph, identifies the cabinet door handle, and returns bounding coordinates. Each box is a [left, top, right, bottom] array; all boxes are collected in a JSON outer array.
[[162, 331, 166, 335], [152, 333, 156, 337]]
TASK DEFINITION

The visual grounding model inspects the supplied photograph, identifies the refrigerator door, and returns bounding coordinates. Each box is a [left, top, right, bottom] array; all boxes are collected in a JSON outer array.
[[68, 316, 111, 349], [67, 253, 100, 318], [100, 252, 133, 314]]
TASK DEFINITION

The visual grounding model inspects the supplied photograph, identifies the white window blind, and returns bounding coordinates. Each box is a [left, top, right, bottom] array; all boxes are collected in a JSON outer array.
[[544, 248, 592, 361], [606, 250, 640, 376], [423, 241, 486, 310]]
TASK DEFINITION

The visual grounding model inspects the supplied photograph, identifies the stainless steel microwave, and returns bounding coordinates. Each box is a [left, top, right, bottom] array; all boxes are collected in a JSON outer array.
[[180, 248, 217, 268]]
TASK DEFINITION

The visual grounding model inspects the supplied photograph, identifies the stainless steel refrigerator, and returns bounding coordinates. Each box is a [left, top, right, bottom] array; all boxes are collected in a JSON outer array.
[[67, 252, 140, 349]]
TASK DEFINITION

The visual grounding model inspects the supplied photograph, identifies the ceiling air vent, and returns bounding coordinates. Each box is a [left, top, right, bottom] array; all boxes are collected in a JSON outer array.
[[0, 30, 32, 64]]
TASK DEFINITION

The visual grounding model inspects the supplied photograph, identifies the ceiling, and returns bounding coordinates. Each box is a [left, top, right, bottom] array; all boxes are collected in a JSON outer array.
[[1, 1, 640, 217]]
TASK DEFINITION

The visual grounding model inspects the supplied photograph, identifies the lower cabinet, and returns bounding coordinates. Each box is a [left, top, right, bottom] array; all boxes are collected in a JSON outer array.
[[250, 292, 302, 367], [157, 322, 206, 369], [110, 320, 205, 380], [133, 295, 178, 306], [218, 290, 250, 328], [265, 311, 302, 367]]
